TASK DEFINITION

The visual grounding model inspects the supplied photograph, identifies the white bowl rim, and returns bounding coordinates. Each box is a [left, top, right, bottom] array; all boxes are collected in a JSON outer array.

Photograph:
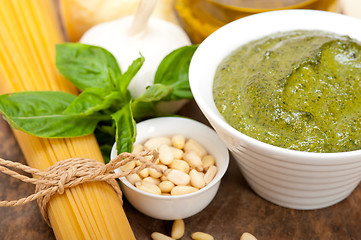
[[111, 116, 229, 200], [189, 9, 361, 163]]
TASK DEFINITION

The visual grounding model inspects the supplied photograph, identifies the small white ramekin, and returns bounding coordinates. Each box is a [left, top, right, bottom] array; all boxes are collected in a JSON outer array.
[[110, 117, 229, 220], [189, 9, 361, 210]]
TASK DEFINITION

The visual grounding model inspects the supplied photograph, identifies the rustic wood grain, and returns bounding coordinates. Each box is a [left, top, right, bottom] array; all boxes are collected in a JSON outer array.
[[1, 101, 360, 239], [0, 116, 55, 240]]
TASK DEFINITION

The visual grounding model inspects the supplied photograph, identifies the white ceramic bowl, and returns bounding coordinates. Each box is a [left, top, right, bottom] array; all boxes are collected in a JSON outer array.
[[110, 117, 229, 220], [189, 9, 361, 210]]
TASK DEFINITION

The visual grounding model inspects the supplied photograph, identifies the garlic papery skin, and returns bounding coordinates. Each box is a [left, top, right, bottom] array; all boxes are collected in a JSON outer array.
[[79, 16, 191, 99]]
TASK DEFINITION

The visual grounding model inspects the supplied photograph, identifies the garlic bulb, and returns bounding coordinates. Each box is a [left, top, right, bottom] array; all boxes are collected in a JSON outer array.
[[60, 0, 180, 41], [79, 0, 191, 104]]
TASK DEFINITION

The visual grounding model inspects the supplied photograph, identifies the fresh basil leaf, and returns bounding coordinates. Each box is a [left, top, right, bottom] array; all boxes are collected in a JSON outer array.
[[131, 102, 156, 121], [111, 103, 136, 154], [116, 54, 145, 94], [0, 91, 105, 138], [135, 84, 173, 103], [154, 45, 198, 100], [132, 84, 173, 120], [64, 88, 124, 115], [56, 43, 122, 90]]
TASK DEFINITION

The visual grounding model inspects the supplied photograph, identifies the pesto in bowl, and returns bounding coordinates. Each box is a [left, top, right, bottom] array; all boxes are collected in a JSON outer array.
[[213, 30, 361, 153]]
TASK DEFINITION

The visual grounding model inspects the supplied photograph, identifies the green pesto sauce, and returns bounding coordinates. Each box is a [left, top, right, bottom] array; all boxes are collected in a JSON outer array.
[[213, 30, 361, 153]]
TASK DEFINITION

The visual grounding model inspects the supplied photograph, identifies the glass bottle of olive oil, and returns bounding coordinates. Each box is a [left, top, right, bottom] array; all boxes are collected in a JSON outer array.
[[175, 0, 339, 43]]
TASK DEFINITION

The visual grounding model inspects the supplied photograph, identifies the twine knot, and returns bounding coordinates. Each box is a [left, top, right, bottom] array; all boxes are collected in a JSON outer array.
[[0, 150, 161, 226]]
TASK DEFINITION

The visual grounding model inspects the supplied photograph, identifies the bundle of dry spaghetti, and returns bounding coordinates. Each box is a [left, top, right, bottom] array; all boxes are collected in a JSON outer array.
[[0, 0, 135, 239]]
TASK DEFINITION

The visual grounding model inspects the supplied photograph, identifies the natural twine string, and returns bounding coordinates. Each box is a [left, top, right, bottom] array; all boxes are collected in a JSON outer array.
[[0, 150, 162, 226]]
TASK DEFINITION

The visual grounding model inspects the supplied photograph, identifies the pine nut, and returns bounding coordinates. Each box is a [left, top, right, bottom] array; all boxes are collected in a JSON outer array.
[[144, 155, 155, 161], [158, 164, 168, 172], [240, 232, 257, 240], [145, 137, 171, 150], [166, 169, 190, 186], [159, 145, 174, 165], [202, 155, 216, 170], [191, 232, 214, 240], [171, 186, 199, 196], [132, 135, 218, 196], [120, 160, 136, 172], [171, 219, 185, 239], [143, 176, 161, 185], [183, 151, 203, 171], [204, 165, 217, 184], [171, 135, 185, 149], [158, 180, 175, 193], [126, 173, 141, 185], [138, 167, 150, 178], [170, 147, 184, 160], [189, 169, 206, 189], [149, 167, 164, 179], [136, 181, 161, 195], [132, 144, 144, 154], [184, 139, 207, 157], [169, 159, 190, 173], [151, 232, 175, 240]]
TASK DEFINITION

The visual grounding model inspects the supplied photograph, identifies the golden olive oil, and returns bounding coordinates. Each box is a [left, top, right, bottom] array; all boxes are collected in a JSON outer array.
[[175, 0, 339, 43]]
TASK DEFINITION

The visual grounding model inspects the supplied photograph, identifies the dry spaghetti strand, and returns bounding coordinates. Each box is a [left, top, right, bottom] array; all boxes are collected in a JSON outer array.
[[0, 0, 136, 239]]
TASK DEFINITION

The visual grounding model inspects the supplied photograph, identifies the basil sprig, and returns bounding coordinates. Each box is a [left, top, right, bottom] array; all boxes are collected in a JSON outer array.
[[0, 43, 197, 162]]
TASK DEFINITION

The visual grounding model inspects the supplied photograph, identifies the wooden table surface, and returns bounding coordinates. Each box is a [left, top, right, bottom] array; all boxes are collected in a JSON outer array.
[[0, 100, 360, 240]]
